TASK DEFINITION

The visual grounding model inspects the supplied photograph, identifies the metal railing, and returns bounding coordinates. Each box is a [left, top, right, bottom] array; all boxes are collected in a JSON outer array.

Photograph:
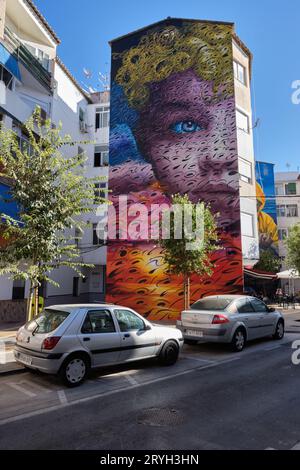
[[3, 26, 52, 92]]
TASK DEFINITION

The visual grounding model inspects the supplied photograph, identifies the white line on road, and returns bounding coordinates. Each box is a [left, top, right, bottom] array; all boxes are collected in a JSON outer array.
[[57, 390, 68, 405], [0, 356, 240, 427], [7, 382, 37, 398], [180, 355, 216, 364], [291, 442, 300, 450], [124, 374, 139, 386]]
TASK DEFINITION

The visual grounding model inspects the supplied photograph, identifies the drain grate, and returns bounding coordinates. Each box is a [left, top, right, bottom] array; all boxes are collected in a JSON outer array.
[[138, 407, 183, 427]]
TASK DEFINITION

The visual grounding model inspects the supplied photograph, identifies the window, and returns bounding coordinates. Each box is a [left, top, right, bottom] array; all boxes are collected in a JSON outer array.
[[94, 145, 109, 167], [12, 279, 25, 300], [81, 310, 115, 334], [95, 106, 110, 130], [114, 309, 145, 332], [191, 297, 234, 311], [276, 205, 286, 217], [236, 109, 249, 133], [239, 158, 252, 183], [94, 182, 107, 203], [285, 182, 297, 195], [286, 205, 298, 217], [73, 277, 79, 297], [0, 64, 14, 90], [278, 229, 288, 241], [241, 212, 254, 237], [250, 298, 268, 313], [275, 185, 284, 196], [93, 223, 105, 245], [233, 60, 246, 85], [236, 299, 255, 314], [26, 309, 69, 334], [25, 44, 50, 71]]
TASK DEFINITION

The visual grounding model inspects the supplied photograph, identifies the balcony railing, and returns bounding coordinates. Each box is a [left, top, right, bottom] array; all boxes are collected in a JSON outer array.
[[3, 26, 52, 92]]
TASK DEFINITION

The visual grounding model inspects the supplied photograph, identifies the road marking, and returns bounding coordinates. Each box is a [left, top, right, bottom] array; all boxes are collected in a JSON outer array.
[[0, 356, 241, 427], [57, 390, 68, 405], [263, 345, 282, 351], [265, 447, 275, 450], [181, 355, 216, 364], [7, 382, 37, 398], [291, 442, 300, 450], [124, 374, 139, 386]]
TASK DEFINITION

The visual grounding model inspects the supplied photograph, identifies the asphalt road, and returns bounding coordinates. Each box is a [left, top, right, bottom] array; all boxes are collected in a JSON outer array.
[[0, 333, 300, 450]]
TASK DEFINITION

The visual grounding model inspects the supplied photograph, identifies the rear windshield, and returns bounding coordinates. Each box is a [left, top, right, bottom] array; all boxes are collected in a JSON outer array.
[[190, 298, 233, 311], [26, 309, 70, 334]]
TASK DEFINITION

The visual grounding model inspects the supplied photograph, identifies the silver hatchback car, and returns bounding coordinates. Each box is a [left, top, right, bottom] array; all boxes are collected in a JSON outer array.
[[176, 295, 284, 352], [14, 304, 184, 386]]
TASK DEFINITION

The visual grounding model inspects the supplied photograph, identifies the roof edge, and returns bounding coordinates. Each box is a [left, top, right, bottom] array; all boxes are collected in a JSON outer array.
[[109, 17, 235, 45], [55, 57, 92, 103], [24, 0, 61, 45]]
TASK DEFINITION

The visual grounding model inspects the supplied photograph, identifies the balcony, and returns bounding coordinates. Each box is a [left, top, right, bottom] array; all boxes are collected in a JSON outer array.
[[3, 26, 52, 92]]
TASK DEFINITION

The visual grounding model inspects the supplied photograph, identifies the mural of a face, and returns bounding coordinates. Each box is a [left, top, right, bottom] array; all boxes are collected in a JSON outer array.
[[107, 20, 244, 320]]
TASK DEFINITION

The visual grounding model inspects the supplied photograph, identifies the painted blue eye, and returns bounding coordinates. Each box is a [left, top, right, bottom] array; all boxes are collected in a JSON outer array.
[[170, 120, 204, 134]]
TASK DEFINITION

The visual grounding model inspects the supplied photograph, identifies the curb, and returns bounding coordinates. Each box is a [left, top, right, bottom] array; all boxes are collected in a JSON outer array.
[[0, 364, 26, 377]]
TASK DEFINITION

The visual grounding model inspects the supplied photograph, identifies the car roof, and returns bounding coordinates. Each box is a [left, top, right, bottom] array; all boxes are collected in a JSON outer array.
[[196, 295, 247, 300], [45, 304, 127, 311]]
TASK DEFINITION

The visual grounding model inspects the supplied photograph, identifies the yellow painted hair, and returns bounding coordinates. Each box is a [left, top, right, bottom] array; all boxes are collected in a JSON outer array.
[[113, 22, 235, 109]]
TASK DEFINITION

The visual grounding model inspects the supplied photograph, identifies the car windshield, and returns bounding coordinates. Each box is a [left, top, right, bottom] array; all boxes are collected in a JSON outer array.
[[26, 309, 70, 334], [190, 298, 233, 311]]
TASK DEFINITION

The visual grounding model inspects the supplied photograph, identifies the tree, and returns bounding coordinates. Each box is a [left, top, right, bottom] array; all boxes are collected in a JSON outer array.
[[0, 108, 107, 320], [158, 193, 219, 310], [254, 249, 281, 273], [286, 223, 300, 273]]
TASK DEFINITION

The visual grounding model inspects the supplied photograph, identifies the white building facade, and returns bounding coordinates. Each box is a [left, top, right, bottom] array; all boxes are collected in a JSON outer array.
[[233, 38, 260, 267], [275, 171, 300, 294], [0, 0, 108, 320]]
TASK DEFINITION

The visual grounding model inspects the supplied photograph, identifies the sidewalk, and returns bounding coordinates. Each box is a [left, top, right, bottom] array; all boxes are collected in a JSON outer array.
[[0, 322, 25, 376]]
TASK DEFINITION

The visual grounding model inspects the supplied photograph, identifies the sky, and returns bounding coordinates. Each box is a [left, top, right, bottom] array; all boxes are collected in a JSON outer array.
[[34, 0, 300, 172]]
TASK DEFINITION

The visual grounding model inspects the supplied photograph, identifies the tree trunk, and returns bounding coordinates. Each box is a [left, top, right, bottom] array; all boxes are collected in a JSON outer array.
[[26, 282, 34, 322], [34, 285, 39, 317], [183, 274, 190, 310]]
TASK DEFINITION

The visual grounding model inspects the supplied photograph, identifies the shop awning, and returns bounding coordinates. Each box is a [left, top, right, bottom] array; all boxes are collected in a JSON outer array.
[[244, 267, 277, 281], [0, 43, 21, 81]]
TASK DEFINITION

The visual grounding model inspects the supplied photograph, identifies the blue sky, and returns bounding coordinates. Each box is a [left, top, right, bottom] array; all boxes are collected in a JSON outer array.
[[35, 0, 300, 172]]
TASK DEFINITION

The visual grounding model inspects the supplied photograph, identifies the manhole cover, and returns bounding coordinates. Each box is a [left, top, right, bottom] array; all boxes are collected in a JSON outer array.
[[138, 407, 183, 427]]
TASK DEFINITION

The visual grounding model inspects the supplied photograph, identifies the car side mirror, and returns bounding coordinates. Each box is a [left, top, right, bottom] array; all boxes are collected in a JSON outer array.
[[143, 324, 151, 331], [268, 307, 275, 313]]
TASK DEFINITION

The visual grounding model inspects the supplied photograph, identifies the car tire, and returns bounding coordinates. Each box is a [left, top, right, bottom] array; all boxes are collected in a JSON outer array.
[[231, 328, 246, 352], [273, 320, 284, 340], [59, 354, 90, 387], [158, 340, 179, 366], [184, 339, 198, 346]]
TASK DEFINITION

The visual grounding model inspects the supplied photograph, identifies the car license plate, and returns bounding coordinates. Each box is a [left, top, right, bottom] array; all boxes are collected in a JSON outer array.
[[18, 353, 32, 366], [187, 329, 203, 338]]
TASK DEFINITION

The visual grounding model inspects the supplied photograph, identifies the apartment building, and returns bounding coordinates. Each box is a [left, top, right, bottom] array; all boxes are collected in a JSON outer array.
[[233, 37, 259, 266], [0, 0, 108, 320], [107, 18, 259, 319]]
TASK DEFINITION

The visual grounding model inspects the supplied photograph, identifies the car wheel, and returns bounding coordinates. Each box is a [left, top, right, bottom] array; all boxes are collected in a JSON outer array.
[[158, 340, 179, 366], [231, 328, 246, 352], [273, 320, 284, 340], [184, 339, 198, 346], [59, 354, 90, 387]]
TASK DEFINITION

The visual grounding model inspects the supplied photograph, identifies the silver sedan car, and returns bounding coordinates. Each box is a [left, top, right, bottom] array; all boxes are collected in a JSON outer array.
[[14, 304, 184, 387], [176, 295, 285, 352]]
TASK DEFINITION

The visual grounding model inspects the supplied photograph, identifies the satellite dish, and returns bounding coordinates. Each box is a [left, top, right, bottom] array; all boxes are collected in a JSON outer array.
[[83, 68, 92, 79]]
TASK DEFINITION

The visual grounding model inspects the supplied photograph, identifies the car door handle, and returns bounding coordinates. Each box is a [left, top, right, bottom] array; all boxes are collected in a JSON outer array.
[[123, 334, 130, 339], [83, 337, 91, 342]]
